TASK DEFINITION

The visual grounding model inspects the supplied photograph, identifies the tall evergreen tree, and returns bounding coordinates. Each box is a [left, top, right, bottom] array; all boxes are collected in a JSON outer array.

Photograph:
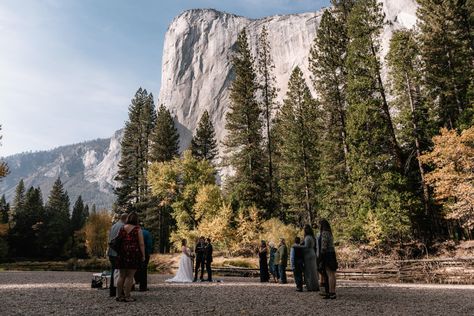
[[41, 178, 71, 258], [347, 0, 403, 169], [150, 104, 180, 162], [417, 0, 474, 129], [12, 179, 25, 212], [0, 195, 9, 224], [147, 104, 179, 252], [9, 186, 44, 257], [256, 25, 278, 212], [115, 88, 156, 212], [345, 0, 411, 243], [71, 195, 88, 232], [309, 3, 353, 221], [274, 67, 321, 225], [224, 29, 267, 211], [386, 29, 434, 218], [190, 110, 218, 162]]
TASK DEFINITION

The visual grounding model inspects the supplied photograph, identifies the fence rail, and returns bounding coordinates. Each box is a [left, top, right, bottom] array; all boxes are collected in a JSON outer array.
[[210, 257, 474, 284]]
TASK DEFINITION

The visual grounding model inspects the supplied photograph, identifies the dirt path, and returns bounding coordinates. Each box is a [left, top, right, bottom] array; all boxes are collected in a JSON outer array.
[[1, 271, 473, 315]]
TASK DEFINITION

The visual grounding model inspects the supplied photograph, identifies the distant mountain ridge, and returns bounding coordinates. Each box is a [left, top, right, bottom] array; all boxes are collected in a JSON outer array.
[[0, 130, 123, 209]]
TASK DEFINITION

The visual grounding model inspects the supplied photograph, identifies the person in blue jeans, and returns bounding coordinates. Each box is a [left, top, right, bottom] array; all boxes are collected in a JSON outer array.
[[277, 238, 288, 284]]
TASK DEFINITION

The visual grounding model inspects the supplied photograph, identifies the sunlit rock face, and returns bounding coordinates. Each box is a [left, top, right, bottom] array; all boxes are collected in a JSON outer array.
[[158, 0, 418, 155]]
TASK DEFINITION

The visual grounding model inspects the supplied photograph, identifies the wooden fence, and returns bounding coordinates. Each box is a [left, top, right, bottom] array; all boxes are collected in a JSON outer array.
[[212, 257, 474, 284]]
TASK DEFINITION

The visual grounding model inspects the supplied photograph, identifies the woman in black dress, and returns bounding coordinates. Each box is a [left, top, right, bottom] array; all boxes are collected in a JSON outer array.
[[258, 240, 270, 282]]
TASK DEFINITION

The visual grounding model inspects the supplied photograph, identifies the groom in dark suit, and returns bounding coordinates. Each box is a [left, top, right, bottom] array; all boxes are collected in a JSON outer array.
[[204, 238, 213, 282], [194, 236, 206, 282]]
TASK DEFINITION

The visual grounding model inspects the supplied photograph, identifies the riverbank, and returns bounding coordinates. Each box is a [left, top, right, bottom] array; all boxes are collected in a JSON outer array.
[[1, 271, 473, 315]]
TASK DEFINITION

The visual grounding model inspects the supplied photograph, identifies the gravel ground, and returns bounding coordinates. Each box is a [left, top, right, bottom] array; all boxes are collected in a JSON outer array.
[[1, 271, 473, 315]]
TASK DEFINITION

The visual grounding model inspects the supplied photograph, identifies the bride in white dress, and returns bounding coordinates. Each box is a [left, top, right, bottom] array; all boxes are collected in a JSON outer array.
[[166, 239, 194, 283]]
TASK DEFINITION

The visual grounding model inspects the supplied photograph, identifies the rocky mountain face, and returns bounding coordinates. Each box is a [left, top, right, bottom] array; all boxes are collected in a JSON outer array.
[[159, 0, 418, 152], [1, 0, 418, 209]]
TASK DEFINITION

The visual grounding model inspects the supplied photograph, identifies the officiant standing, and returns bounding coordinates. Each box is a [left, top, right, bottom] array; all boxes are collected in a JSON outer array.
[[205, 238, 213, 282], [194, 236, 206, 282]]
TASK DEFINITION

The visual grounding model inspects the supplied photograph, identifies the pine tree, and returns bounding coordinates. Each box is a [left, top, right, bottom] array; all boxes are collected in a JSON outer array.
[[146, 104, 180, 252], [115, 88, 156, 212], [274, 67, 321, 225], [12, 179, 25, 212], [417, 0, 474, 129], [41, 178, 71, 258], [0, 195, 9, 224], [71, 195, 87, 232], [190, 110, 218, 162], [256, 25, 278, 212], [224, 29, 267, 211], [347, 0, 403, 169], [345, 0, 411, 243], [9, 186, 44, 257], [386, 29, 433, 218], [309, 3, 353, 221], [150, 104, 180, 162]]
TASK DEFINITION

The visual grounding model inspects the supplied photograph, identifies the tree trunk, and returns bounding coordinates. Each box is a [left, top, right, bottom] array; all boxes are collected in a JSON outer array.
[[405, 73, 430, 216], [371, 43, 403, 169]]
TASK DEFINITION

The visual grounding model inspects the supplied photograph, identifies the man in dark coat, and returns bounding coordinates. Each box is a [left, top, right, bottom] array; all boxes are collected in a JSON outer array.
[[290, 236, 304, 291], [194, 236, 206, 282], [204, 238, 213, 282], [134, 222, 153, 291]]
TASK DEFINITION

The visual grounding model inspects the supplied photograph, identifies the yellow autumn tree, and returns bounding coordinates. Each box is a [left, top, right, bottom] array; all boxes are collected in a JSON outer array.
[[84, 211, 112, 258], [420, 127, 474, 233]]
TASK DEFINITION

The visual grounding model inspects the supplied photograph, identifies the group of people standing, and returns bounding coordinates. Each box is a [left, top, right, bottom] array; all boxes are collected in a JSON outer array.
[[258, 219, 338, 299], [107, 212, 153, 302]]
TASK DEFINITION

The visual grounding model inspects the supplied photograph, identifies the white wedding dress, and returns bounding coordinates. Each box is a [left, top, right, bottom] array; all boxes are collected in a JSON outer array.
[[166, 246, 194, 283]]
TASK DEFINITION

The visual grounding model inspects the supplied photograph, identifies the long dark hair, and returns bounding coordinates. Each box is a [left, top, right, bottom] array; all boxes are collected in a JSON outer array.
[[126, 212, 139, 225], [181, 239, 187, 246], [304, 224, 314, 237], [319, 219, 332, 234]]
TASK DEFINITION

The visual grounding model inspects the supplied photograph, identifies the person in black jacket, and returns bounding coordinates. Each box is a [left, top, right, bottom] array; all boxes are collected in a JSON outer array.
[[204, 238, 213, 282], [194, 236, 206, 282]]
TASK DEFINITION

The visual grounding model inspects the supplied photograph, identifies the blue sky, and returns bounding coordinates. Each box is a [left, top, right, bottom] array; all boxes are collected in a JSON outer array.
[[0, 0, 329, 156]]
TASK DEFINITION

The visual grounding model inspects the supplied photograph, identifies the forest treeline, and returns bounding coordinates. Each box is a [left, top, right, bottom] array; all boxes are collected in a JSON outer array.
[[1, 0, 473, 259]]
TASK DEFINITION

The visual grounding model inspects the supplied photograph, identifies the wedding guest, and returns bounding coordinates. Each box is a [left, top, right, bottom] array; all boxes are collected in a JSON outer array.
[[204, 238, 213, 282], [319, 219, 338, 299], [317, 228, 328, 296], [299, 224, 319, 291], [107, 213, 127, 297], [116, 212, 145, 302], [277, 238, 288, 284], [290, 236, 304, 292], [194, 236, 206, 282], [134, 222, 153, 291], [258, 240, 270, 282], [268, 242, 279, 282]]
